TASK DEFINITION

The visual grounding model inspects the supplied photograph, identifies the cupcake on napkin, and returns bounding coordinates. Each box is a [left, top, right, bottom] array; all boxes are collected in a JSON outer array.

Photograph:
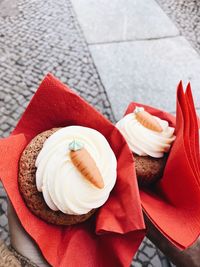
[[118, 82, 200, 250], [19, 126, 117, 225], [0, 73, 145, 267], [116, 106, 175, 187]]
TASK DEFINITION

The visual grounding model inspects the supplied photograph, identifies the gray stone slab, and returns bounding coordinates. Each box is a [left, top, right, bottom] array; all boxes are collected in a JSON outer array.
[[157, 0, 200, 53], [151, 255, 163, 267], [89, 37, 200, 120], [0, 187, 6, 197], [71, 0, 179, 44], [144, 246, 157, 258], [0, 214, 8, 227], [132, 262, 142, 267], [0, 0, 19, 18]]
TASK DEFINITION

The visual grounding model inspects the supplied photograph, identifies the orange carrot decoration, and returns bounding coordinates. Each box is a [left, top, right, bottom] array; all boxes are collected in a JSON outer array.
[[134, 107, 163, 133], [69, 140, 104, 189]]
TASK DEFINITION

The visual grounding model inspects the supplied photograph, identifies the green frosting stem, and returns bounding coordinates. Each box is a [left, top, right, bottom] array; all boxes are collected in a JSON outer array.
[[134, 106, 143, 114], [68, 140, 84, 151]]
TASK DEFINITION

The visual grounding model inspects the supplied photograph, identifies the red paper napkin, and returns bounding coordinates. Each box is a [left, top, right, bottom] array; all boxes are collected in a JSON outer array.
[[125, 81, 200, 249], [0, 74, 145, 267]]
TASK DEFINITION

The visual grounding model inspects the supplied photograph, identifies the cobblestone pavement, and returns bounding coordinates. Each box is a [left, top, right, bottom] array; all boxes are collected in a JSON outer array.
[[156, 0, 200, 54], [0, 0, 190, 266], [0, 0, 114, 243], [133, 238, 172, 267], [0, 184, 8, 245]]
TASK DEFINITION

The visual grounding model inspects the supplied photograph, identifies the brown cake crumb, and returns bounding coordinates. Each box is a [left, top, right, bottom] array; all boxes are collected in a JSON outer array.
[[134, 153, 168, 187]]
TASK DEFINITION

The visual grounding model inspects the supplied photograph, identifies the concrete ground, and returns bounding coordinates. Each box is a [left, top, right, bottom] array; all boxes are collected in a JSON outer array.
[[71, 0, 200, 121], [1, 0, 200, 266]]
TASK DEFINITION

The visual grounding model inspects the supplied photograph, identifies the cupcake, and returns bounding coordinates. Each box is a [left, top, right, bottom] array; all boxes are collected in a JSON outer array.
[[116, 107, 175, 187], [18, 126, 117, 225]]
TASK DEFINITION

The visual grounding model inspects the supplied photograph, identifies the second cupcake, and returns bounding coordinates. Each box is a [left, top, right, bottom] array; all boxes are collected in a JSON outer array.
[[116, 106, 175, 187]]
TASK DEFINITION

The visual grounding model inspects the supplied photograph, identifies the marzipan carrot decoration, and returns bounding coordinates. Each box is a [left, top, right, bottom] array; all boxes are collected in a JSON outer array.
[[134, 107, 163, 133], [69, 140, 104, 189]]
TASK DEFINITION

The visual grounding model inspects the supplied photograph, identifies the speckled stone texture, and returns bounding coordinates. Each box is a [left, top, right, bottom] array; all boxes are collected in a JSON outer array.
[[0, 188, 9, 246], [0, 0, 115, 139], [133, 237, 171, 267], [156, 0, 200, 54]]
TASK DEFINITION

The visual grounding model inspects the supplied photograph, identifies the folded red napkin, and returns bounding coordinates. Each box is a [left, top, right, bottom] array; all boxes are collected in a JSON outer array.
[[0, 74, 145, 267], [125, 82, 200, 249]]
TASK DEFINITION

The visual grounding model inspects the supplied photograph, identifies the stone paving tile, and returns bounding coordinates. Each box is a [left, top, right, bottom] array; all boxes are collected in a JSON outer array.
[[0, 187, 6, 197], [132, 237, 171, 267], [132, 262, 142, 267], [0, 0, 19, 18], [151, 255, 163, 267], [156, 0, 200, 54], [71, 0, 179, 44], [0, 214, 7, 227], [0, 187, 9, 245], [90, 36, 200, 120]]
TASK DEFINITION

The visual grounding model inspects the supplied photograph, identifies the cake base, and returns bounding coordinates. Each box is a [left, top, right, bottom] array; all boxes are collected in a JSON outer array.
[[134, 153, 168, 187]]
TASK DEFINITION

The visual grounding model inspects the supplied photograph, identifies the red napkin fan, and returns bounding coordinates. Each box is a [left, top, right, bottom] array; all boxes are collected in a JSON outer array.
[[125, 82, 200, 249], [0, 74, 145, 267]]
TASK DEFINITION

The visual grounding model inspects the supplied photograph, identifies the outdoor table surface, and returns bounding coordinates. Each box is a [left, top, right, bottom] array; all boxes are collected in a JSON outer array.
[[145, 214, 200, 267]]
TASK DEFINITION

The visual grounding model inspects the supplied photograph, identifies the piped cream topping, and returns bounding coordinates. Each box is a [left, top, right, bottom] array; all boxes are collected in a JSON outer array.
[[35, 126, 117, 215], [116, 107, 175, 158]]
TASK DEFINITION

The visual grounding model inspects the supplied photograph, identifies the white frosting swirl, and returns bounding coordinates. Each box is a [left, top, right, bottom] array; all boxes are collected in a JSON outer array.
[[116, 107, 175, 158], [35, 126, 117, 215]]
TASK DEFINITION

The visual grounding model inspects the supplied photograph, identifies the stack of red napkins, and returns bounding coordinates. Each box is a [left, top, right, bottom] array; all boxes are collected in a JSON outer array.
[[0, 74, 145, 267], [125, 82, 200, 249]]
